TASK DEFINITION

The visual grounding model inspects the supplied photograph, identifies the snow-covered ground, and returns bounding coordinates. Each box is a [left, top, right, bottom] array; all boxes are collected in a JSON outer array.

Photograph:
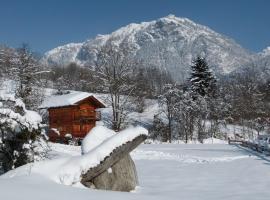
[[1, 143, 270, 200]]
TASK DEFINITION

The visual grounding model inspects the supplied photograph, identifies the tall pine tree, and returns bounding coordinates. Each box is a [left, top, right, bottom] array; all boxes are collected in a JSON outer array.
[[188, 57, 218, 142], [189, 57, 217, 98]]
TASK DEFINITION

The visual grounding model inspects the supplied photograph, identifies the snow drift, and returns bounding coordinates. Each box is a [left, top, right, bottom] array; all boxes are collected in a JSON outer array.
[[3, 126, 148, 186]]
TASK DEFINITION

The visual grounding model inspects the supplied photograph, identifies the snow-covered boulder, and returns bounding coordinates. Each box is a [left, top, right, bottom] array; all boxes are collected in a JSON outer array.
[[79, 126, 148, 191], [89, 154, 138, 191], [81, 125, 115, 155]]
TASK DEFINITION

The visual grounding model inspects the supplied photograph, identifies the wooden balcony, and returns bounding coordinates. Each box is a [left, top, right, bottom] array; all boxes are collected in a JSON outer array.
[[75, 110, 101, 121]]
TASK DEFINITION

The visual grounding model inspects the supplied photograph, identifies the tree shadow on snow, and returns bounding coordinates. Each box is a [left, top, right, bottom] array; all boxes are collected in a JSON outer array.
[[234, 144, 270, 165]]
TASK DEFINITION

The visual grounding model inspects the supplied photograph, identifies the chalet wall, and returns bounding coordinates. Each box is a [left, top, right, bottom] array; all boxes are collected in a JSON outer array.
[[48, 99, 101, 141]]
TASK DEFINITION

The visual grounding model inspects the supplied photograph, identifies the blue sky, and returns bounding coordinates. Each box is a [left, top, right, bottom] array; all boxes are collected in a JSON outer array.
[[0, 0, 269, 53]]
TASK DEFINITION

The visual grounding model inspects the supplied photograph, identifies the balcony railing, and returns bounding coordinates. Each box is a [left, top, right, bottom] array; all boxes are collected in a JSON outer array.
[[76, 110, 101, 121]]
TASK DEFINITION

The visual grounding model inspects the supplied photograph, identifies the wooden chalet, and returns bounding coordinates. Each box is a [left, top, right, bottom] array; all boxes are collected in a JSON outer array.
[[40, 92, 106, 142]]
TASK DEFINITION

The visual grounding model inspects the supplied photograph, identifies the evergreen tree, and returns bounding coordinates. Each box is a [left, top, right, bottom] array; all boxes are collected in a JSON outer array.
[[188, 57, 218, 142], [0, 94, 49, 173], [150, 114, 169, 142], [189, 57, 217, 98]]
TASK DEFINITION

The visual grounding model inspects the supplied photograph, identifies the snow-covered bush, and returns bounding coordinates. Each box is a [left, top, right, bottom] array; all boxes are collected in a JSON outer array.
[[0, 93, 49, 173]]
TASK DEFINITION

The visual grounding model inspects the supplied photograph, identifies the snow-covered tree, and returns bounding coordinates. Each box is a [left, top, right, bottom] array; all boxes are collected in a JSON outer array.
[[158, 84, 181, 142], [173, 90, 195, 142], [150, 114, 169, 142], [0, 46, 14, 82], [189, 57, 217, 99], [93, 39, 137, 131], [11, 44, 45, 109], [228, 67, 266, 121], [187, 57, 219, 141], [0, 93, 49, 173], [131, 67, 154, 113]]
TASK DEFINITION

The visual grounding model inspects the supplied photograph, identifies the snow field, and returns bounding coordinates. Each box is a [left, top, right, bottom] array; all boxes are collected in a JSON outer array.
[[2, 142, 270, 200]]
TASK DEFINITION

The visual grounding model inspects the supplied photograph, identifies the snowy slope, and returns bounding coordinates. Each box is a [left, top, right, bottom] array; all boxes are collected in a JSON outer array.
[[232, 46, 270, 82], [43, 15, 254, 81], [1, 143, 270, 200], [43, 43, 83, 66]]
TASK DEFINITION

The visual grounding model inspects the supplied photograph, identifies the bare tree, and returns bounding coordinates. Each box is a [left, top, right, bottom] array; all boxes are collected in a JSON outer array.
[[0, 46, 14, 84], [158, 84, 180, 142], [11, 44, 45, 109], [93, 39, 136, 131]]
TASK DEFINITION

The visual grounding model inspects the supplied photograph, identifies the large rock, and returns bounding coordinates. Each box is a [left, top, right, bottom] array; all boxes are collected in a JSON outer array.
[[80, 133, 147, 192], [89, 154, 138, 191]]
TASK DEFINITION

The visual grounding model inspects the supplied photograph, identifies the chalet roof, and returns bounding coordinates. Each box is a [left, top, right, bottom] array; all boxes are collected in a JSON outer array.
[[39, 91, 106, 109]]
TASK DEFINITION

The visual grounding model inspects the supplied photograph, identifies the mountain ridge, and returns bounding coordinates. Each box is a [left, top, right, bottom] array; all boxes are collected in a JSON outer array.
[[43, 15, 258, 81]]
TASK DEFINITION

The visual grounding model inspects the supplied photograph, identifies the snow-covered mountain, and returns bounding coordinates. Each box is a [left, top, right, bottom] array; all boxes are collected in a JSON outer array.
[[44, 43, 83, 66], [43, 15, 255, 81], [230, 46, 270, 82], [253, 47, 270, 81]]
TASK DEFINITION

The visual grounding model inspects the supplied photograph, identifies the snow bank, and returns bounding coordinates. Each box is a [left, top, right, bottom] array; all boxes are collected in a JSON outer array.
[[3, 126, 148, 186], [203, 138, 228, 144], [145, 138, 227, 144]]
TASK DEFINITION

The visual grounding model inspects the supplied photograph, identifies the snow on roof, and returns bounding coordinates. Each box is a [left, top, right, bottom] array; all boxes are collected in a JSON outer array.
[[39, 91, 105, 109]]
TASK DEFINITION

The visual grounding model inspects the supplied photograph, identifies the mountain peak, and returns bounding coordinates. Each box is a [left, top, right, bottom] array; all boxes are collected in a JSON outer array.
[[43, 15, 254, 81], [166, 14, 176, 18], [161, 14, 194, 24]]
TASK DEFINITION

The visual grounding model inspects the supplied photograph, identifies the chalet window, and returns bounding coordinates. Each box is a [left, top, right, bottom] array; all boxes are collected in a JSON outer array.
[[80, 109, 94, 117], [80, 109, 88, 114]]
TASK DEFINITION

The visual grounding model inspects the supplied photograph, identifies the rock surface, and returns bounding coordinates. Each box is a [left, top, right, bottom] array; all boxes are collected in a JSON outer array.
[[81, 154, 138, 192]]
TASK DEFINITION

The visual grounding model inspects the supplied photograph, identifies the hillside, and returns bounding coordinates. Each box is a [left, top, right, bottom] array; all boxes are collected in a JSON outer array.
[[231, 46, 270, 82]]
